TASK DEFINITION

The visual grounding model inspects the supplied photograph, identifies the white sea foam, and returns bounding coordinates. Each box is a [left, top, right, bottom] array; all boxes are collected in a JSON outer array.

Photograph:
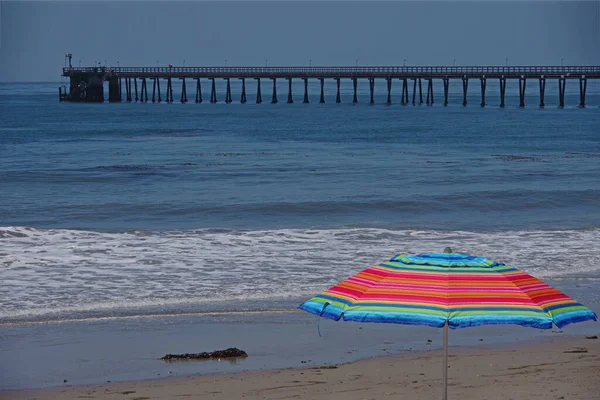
[[1, 226, 599, 322]]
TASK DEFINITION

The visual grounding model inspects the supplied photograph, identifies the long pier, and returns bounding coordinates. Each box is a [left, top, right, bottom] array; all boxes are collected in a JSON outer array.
[[60, 65, 600, 108]]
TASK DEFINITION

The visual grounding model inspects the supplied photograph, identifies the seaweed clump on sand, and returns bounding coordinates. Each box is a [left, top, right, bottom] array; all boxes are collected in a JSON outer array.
[[160, 348, 248, 361]]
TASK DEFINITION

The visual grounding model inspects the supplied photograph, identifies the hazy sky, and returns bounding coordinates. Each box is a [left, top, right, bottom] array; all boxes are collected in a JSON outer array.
[[1, 1, 599, 81]]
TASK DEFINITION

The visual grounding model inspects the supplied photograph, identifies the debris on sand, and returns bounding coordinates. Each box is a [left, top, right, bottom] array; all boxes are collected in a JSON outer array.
[[160, 348, 248, 361]]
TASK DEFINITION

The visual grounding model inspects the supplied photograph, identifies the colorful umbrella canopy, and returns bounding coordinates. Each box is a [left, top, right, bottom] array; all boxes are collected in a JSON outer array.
[[299, 252, 597, 329], [299, 251, 597, 400]]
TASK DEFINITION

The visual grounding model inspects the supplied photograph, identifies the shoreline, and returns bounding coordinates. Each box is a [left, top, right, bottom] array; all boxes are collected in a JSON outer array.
[[2, 304, 599, 391], [3, 335, 599, 400]]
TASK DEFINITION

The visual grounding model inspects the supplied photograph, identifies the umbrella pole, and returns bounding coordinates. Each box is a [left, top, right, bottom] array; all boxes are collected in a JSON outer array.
[[443, 320, 448, 400]]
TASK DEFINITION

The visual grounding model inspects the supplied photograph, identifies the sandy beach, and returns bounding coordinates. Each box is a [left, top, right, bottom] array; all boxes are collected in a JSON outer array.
[[3, 335, 598, 400]]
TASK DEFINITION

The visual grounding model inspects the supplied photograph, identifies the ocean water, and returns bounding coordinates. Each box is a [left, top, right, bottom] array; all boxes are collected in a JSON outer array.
[[1, 80, 600, 325]]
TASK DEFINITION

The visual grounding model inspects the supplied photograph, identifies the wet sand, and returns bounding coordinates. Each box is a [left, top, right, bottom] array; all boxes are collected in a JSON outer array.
[[3, 335, 599, 400]]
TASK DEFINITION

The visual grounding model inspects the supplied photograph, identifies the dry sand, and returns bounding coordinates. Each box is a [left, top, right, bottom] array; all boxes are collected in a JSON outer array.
[[2, 335, 599, 400]]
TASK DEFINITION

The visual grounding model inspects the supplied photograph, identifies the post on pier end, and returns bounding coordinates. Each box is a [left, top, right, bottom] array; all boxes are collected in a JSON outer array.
[[303, 78, 310, 104], [134, 78, 138, 102], [480, 76, 486, 107], [195, 78, 203, 104], [369, 78, 375, 104], [352, 78, 358, 104], [412, 78, 417, 105], [558, 76, 566, 108], [462, 76, 469, 107], [579, 76, 587, 108], [240, 78, 247, 104], [225, 78, 232, 104], [443, 77, 449, 106], [499, 76, 506, 108], [181, 78, 188, 103], [270, 78, 278, 104], [335, 78, 341, 103], [401, 78, 408, 105], [255, 78, 262, 104], [386, 78, 392, 105], [286, 78, 293, 104], [519, 76, 526, 108], [539, 76, 546, 108], [426, 78, 434, 106], [319, 78, 325, 104]]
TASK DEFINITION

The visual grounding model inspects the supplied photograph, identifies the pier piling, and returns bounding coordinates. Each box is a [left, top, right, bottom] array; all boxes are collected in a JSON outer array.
[[287, 78, 293, 103], [157, 78, 162, 103], [412, 78, 417, 105], [166, 78, 173, 103], [256, 78, 262, 104], [462, 76, 468, 107], [226, 78, 232, 104], [195, 78, 202, 103], [480, 76, 486, 107], [426, 78, 434, 105], [369, 78, 375, 104], [134, 78, 138, 102], [352, 78, 358, 104], [240, 78, 247, 103], [401, 78, 408, 105], [303, 78, 309, 104], [579, 76, 587, 108], [443, 77, 449, 106], [181, 78, 188, 103], [519, 76, 526, 108], [386, 78, 392, 105], [319, 78, 325, 104], [558, 76, 566, 108], [152, 78, 156, 103], [126, 78, 131, 102], [335, 78, 341, 103], [539, 77, 545, 107], [210, 78, 217, 103], [271, 78, 277, 104], [169, 78, 174, 103], [140, 78, 147, 103], [499, 76, 506, 108]]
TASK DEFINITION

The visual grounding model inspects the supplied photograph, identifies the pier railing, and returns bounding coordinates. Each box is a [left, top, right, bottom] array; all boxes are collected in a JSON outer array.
[[63, 65, 600, 78]]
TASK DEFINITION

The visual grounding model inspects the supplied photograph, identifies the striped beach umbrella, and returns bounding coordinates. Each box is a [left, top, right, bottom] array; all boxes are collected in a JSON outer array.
[[299, 250, 597, 400]]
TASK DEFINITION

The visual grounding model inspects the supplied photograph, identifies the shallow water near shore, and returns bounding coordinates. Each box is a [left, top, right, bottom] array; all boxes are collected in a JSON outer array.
[[1, 82, 599, 389], [1, 279, 598, 390]]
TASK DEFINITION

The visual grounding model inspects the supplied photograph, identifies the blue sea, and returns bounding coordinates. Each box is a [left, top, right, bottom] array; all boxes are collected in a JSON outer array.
[[2, 78, 600, 322], [1, 79, 599, 389]]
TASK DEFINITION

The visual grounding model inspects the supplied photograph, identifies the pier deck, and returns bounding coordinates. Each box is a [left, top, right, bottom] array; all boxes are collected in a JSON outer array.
[[60, 65, 600, 107]]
